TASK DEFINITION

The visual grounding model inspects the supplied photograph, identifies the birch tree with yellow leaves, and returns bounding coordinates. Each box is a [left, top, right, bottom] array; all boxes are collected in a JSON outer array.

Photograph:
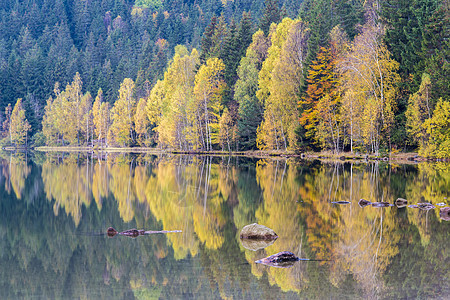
[[256, 18, 310, 150], [338, 21, 400, 154], [109, 78, 136, 146], [193, 57, 227, 151], [146, 46, 199, 150]]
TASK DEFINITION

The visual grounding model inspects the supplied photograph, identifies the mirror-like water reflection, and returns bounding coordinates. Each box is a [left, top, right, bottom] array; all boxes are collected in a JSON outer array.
[[0, 152, 448, 299]]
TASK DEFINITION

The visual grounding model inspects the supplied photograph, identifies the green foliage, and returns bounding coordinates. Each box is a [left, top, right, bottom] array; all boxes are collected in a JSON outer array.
[[235, 44, 263, 150], [134, 0, 162, 10], [31, 131, 46, 147]]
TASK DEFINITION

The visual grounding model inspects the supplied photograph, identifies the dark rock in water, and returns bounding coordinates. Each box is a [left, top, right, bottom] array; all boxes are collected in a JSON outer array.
[[107, 227, 118, 237], [331, 201, 351, 204], [417, 203, 435, 211], [108, 227, 182, 238], [395, 198, 408, 208], [120, 229, 141, 237], [408, 204, 419, 209], [359, 199, 371, 208], [371, 202, 392, 208], [439, 207, 450, 221], [240, 223, 278, 240], [240, 238, 276, 251], [255, 251, 299, 268]]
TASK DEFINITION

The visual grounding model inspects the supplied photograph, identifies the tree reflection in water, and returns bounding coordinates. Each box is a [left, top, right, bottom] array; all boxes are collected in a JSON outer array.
[[0, 152, 448, 299]]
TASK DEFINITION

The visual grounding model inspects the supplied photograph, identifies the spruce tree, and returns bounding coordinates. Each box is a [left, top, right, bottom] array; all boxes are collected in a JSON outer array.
[[259, 0, 281, 35]]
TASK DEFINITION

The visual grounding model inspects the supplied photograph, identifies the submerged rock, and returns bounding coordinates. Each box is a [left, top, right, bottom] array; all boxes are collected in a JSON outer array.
[[417, 203, 435, 211], [240, 238, 276, 251], [240, 223, 278, 240], [107, 227, 182, 238], [436, 203, 446, 207], [371, 202, 393, 208], [395, 198, 408, 208], [255, 251, 299, 268], [439, 207, 450, 221], [408, 204, 419, 209], [119, 229, 142, 237], [358, 199, 371, 208], [331, 201, 351, 204]]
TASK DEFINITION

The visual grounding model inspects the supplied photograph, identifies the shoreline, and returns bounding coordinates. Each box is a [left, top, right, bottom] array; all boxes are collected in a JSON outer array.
[[30, 146, 448, 162], [3, 146, 448, 162]]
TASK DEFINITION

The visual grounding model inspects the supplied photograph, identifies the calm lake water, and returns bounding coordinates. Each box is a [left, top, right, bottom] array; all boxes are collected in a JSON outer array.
[[0, 152, 448, 299]]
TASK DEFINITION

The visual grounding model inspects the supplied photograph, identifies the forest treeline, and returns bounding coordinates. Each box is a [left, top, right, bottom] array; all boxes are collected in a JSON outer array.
[[0, 0, 449, 156]]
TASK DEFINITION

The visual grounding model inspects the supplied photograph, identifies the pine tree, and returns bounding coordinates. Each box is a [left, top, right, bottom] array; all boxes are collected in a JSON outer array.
[[235, 33, 265, 150], [259, 0, 281, 35], [199, 15, 218, 65]]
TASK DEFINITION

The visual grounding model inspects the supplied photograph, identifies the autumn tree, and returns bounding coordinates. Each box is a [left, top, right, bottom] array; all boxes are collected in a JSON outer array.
[[10, 98, 31, 146], [79, 92, 93, 145], [134, 98, 150, 146], [405, 73, 432, 149], [299, 46, 340, 150], [338, 21, 400, 154], [422, 98, 450, 158], [146, 46, 199, 150], [109, 78, 136, 146], [42, 75, 88, 146], [256, 18, 310, 150], [193, 57, 227, 151], [219, 107, 235, 152]]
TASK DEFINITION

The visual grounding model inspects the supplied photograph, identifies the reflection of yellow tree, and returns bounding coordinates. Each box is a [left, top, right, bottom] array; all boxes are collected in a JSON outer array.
[[143, 157, 231, 259], [331, 205, 400, 297], [144, 159, 200, 260], [305, 163, 401, 297], [193, 163, 227, 250], [108, 160, 136, 223], [41, 155, 93, 226], [92, 160, 110, 210], [253, 159, 306, 293], [8, 155, 31, 200], [405, 162, 450, 245]]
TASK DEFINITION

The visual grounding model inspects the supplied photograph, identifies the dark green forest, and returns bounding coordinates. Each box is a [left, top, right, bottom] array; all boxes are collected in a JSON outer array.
[[0, 0, 449, 156]]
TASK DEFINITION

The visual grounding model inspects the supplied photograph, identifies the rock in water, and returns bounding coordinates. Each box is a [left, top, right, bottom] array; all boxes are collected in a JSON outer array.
[[395, 198, 408, 208], [439, 207, 450, 221], [240, 223, 278, 240], [417, 203, 435, 211], [255, 251, 299, 268], [358, 199, 371, 208], [107, 227, 118, 237], [331, 201, 351, 204], [119, 229, 141, 237], [372, 202, 392, 208]]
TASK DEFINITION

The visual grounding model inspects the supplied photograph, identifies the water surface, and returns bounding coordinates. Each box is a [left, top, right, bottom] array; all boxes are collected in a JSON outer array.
[[0, 152, 448, 299]]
